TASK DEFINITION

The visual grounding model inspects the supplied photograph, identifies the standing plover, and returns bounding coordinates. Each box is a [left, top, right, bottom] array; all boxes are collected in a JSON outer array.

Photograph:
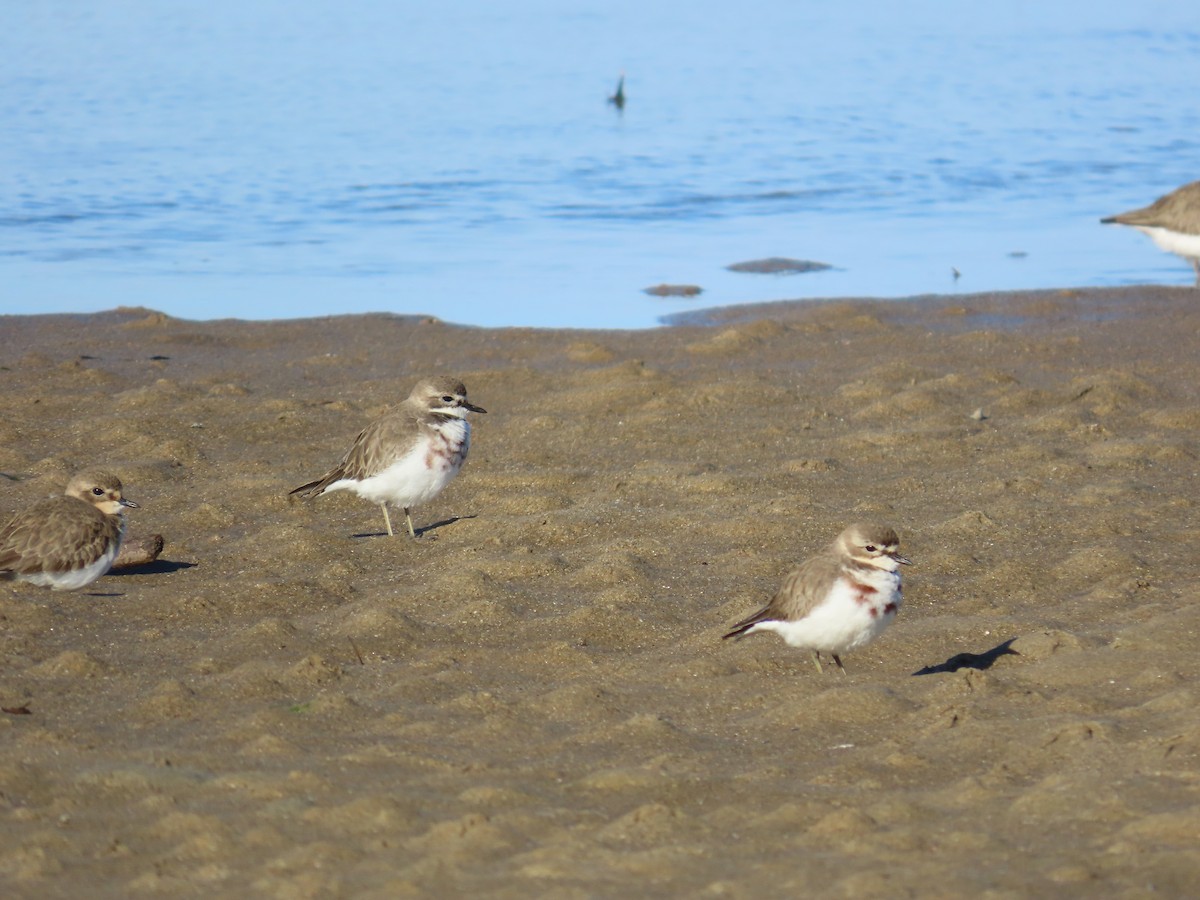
[[1102, 180, 1200, 285], [0, 471, 138, 591], [723, 523, 911, 673], [291, 376, 486, 538]]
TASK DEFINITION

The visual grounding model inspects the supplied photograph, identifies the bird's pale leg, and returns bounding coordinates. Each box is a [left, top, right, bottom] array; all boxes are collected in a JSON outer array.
[[380, 503, 395, 537], [403, 507, 417, 539], [832, 654, 847, 674], [811, 651, 824, 674]]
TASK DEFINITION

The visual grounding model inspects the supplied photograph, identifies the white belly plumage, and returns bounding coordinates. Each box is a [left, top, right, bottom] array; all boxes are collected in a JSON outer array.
[[750, 575, 901, 655], [326, 421, 469, 510], [20, 541, 120, 591], [1138, 225, 1200, 260]]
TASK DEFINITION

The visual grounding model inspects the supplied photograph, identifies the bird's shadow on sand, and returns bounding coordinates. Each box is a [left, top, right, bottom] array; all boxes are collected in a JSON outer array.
[[80, 559, 194, 595], [108, 559, 197, 577], [913, 638, 1019, 675], [352, 515, 477, 540]]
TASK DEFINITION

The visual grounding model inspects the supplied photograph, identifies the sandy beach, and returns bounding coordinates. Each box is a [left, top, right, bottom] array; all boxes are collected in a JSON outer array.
[[2, 286, 1199, 897]]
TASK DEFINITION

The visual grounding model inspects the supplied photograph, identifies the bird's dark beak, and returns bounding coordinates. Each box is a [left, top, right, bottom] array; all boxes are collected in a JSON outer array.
[[121, 498, 140, 509], [463, 401, 487, 414], [892, 552, 912, 566]]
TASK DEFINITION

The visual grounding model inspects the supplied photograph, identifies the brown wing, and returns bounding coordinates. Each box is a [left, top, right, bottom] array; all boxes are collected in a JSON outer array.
[[722, 552, 839, 640], [288, 422, 374, 497], [0, 498, 118, 576], [290, 407, 422, 498]]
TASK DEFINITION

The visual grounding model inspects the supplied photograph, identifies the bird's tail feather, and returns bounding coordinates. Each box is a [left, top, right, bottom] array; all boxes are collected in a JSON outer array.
[[289, 478, 328, 498]]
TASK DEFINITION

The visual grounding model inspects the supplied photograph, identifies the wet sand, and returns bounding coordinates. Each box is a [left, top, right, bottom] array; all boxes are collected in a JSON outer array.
[[2, 286, 1199, 897]]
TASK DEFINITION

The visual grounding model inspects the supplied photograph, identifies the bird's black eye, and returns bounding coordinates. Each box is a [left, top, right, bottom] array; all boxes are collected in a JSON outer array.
[[92, 487, 105, 496], [442, 395, 455, 403], [865, 544, 877, 552]]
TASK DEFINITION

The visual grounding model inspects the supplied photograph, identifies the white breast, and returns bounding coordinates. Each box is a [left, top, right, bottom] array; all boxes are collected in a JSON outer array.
[[1136, 225, 1200, 260]]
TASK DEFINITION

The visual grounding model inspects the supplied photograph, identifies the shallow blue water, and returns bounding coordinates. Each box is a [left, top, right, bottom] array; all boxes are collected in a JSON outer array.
[[2, 1, 1198, 329]]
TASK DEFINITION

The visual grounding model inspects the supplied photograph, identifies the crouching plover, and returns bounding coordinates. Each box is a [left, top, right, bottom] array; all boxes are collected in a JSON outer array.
[[0, 471, 138, 591], [1102, 180, 1200, 285], [290, 376, 486, 538], [723, 523, 911, 673]]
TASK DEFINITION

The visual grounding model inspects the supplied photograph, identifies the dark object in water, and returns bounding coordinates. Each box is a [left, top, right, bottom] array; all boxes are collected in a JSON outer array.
[[608, 74, 625, 111], [726, 257, 832, 275], [644, 283, 703, 298]]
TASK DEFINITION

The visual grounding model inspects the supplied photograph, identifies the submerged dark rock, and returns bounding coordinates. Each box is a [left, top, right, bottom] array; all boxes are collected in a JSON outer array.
[[726, 257, 832, 275], [643, 283, 703, 298]]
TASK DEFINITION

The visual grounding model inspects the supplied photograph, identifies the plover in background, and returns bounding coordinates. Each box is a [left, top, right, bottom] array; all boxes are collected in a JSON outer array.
[[1102, 180, 1200, 285], [723, 523, 911, 673], [291, 376, 486, 538], [0, 471, 138, 591]]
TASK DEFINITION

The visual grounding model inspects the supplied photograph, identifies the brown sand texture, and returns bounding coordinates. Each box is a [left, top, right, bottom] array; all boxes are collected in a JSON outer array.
[[2, 286, 1199, 897]]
